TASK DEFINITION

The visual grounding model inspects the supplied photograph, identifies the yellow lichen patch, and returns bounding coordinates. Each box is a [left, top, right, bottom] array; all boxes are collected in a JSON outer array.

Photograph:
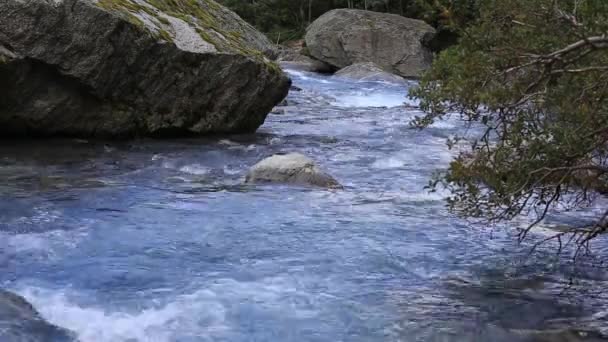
[[97, 0, 147, 30], [94, 0, 280, 72]]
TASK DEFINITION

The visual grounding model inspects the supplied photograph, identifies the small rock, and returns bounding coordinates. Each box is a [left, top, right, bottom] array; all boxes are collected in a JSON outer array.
[[270, 108, 286, 115], [245, 153, 341, 188]]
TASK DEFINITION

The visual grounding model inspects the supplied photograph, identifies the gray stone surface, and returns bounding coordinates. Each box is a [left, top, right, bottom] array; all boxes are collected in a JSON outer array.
[[305, 9, 435, 78], [279, 58, 333, 73], [245, 153, 341, 188], [277, 45, 333, 73], [334, 62, 406, 85], [0, 0, 290, 138]]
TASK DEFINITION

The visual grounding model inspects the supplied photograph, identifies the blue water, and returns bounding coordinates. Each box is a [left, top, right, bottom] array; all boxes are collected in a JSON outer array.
[[2, 69, 608, 341]]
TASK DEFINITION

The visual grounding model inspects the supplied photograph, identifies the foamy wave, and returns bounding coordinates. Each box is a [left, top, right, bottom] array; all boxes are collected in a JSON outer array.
[[332, 93, 406, 108], [17, 277, 324, 342], [222, 166, 242, 176], [14, 206, 62, 226], [3, 228, 89, 256], [360, 189, 448, 204], [371, 156, 406, 169], [428, 120, 457, 129], [178, 164, 212, 176], [18, 287, 228, 342]]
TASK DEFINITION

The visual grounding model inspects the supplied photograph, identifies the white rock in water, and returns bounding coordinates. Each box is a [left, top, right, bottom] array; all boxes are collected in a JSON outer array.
[[245, 153, 341, 188]]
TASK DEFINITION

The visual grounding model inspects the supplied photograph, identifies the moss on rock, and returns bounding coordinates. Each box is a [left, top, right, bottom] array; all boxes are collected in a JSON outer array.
[[94, 0, 276, 66]]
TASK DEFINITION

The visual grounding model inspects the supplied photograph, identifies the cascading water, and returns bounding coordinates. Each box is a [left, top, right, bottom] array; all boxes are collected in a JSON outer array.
[[1, 68, 607, 342]]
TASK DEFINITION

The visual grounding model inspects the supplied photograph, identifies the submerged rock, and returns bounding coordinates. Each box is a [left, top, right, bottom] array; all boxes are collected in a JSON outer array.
[[245, 153, 341, 188], [334, 62, 406, 85], [0, 0, 290, 138], [305, 9, 435, 78], [0, 290, 76, 342]]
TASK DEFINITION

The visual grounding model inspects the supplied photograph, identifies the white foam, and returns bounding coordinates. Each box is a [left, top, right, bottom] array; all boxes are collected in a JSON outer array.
[[372, 156, 406, 169], [359, 189, 449, 204], [393, 190, 449, 203], [14, 206, 62, 225], [330, 153, 361, 162], [284, 69, 307, 78], [18, 288, 228, 342], [3, 228, 89, 254], [370, 145, 455, 170], [222, 166, 241, 176], [428, 120, 457, 129], [5, 233, 49, 253], [178, 164, 211, 176], [17, 277, 324, 342], [218, 139, 240, 147], [333, 93, 406, 108]]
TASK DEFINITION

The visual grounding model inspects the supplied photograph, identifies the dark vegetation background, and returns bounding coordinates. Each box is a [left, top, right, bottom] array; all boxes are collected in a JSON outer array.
[[216, 0, 478, 44]]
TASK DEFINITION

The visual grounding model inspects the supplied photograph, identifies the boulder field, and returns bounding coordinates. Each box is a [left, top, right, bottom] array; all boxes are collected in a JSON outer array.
[[0, 0, 290, 138]]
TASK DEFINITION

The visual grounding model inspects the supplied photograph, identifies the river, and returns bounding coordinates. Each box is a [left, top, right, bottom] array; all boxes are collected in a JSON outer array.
[[1, 67, 608, 341]]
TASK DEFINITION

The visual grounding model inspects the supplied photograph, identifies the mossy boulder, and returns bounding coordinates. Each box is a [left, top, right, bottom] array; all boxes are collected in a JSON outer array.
[[0, 0, 290, 138]]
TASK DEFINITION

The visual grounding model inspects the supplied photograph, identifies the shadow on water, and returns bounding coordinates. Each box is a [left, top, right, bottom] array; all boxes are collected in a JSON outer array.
[[426, 263, 608, 342]]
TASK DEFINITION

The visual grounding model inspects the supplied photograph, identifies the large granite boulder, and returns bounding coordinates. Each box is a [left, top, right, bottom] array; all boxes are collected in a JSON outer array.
[[245, 153, 341, 188], [305, 9, 435, 78], [0, 289, 76, 341], [334, 62, 406, 85], [0, 0, 290, 138]]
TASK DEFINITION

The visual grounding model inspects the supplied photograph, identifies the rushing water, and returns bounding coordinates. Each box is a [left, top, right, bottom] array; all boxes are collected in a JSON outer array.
[[2, 68, 608, 342]]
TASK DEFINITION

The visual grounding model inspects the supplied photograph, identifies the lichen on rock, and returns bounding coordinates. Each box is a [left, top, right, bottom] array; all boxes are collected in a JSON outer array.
[[0, 0, 290, 138], [95, 0, 278, 60]]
